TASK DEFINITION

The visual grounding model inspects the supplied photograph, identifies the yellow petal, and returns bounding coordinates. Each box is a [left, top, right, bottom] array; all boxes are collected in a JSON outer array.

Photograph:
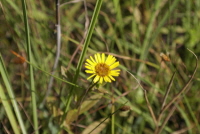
[[99, 77, 103, 84], [85, 66, 93, 70], [94, 75, 100, 83], [105, 55, 112, 64], [105, 55, 116, 65], [103, 77, 108, 82], [110, 70, 120, 76], [90, 56, 96, 63], [110, 61, 119, 69], [87, 74, 96, 80], [104, 76, 111, 82], [86, 59, 95, 66], [97, 53, 101, 63], [101, 53, 105, 63], [85, 70, 95, 73], [94, 54, 98, 63], [108, 75, 115, 81], [85, 63, 91, 66], [109, 57, 116, 65]]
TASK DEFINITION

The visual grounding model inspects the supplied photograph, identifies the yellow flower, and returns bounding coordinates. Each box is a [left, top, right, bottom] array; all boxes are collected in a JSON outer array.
[[85, 53, 120, 84]]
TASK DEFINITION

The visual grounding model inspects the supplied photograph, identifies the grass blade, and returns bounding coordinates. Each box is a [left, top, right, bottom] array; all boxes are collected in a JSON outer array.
[[0, 85, 20, 134], [21, 0, 38, 133], [63, 0, 103, 116], [0, 54, 27, 134]]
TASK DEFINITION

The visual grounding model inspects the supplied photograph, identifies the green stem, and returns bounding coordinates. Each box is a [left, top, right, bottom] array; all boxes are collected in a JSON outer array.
[[64, 0, 103, 117], [25, 60, 79, 87], [137, 0, 161, 75], [111, 102, 115, 134], [0, 54, 27, 134], [0, 85, 20, 134], [137, 0, 180, 75], [21, 0, 38, 133]]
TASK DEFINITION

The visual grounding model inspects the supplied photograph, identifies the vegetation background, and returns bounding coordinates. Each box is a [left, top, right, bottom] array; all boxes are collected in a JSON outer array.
[[0, 0, 200, 133]]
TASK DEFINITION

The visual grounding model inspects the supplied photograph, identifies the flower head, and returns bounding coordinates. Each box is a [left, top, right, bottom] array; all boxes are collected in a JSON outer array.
[[85, 53, 120, 84]]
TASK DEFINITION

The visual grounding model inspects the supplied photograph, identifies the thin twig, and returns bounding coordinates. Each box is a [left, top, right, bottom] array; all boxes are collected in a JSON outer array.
[[171, 125, 194, 134], [66, 0, 89, 71], [161, 72, 176, 109], [43, 0, 61, 104], [60, 0, 84, 7], [143, 89, 158, 126], [161, 49, 198, 114], [18, 102, 34, 128], [74, 82, 97, 132], [155, 49, 198, 133], [127, 70, 158, 126], [77, 84, 139, 122], [88, 101, 128, 134], [59, 0, 90, 128], [155, 104, 176, 134], [1, 121, 11, 134], [156, 93, 195, 134]]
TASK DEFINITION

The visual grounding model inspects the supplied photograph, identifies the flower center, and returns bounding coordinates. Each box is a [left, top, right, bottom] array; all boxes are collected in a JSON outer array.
[[95, 63, 110, 77]]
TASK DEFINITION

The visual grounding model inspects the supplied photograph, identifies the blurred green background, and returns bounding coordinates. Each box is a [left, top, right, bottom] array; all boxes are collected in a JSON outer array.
[[1, 0, 200, 133]]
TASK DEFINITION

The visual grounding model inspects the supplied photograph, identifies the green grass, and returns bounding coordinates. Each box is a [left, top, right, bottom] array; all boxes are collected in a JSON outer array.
[[1, 0, 200, 133]]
